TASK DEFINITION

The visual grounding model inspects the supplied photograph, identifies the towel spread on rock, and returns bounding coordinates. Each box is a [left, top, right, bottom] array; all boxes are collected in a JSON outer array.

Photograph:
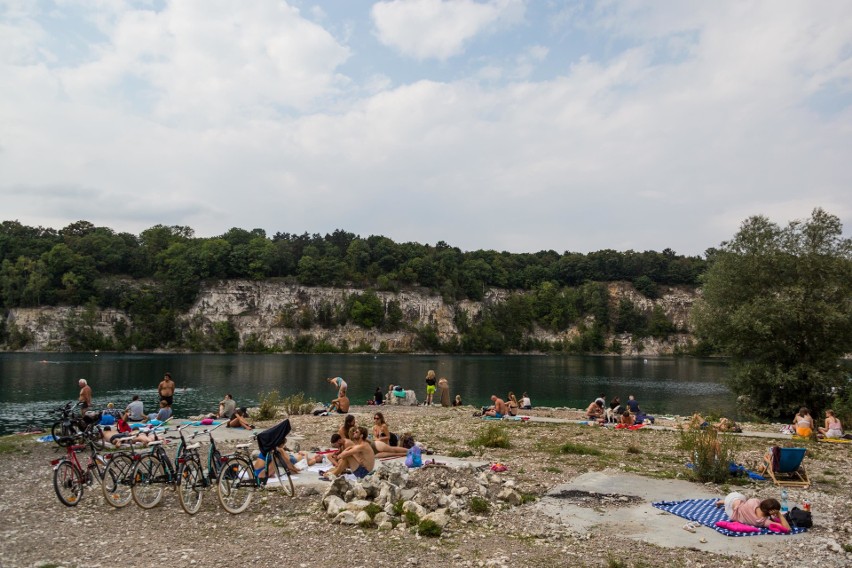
[[652, 499, 806, 537]]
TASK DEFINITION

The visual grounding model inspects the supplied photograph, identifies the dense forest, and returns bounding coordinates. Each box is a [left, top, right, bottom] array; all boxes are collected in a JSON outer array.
[[0, 220, 707, 353]]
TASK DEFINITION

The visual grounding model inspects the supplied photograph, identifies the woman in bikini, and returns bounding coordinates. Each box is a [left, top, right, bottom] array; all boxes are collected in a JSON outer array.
[[338, 414, 356, 440], [366, 418, 407, 458], [817, 409, 843, 439], [506, 392, 519, 416], [793, 407, 814, 437]]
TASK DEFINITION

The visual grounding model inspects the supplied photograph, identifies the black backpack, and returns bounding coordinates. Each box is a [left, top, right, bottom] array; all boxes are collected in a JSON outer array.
[[785, 507, 813, 528]]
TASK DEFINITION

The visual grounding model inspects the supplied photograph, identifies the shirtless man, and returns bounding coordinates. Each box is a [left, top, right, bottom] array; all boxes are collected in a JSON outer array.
[[327, 433, 352, 467], [484, 395, 508, 418], [321, 426, 375, 480], [329, 393, 350, 414], [78, 379, 93, 414], [158, 372, 175, 406]]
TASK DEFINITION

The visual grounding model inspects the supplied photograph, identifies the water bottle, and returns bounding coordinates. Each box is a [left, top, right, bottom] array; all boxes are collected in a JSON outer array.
[[780, 488, 788, 512]]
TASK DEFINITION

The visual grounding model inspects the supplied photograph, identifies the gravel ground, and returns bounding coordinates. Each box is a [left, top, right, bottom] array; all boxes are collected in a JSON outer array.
[[1, 405, 850, 568]]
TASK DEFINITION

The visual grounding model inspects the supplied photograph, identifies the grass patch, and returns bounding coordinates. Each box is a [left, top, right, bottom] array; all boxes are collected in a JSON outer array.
[[626, 443, 642, 455], [448, 449, 474, 458], [404, 510, 420, 526], [418, 519, 442, 537], [842, 543, 852, 553], [520, 492, 537, 505], [469, 496, 490, 514], [392, 499, 404, 515], [607, 556, 627, 568], [543, 466, 562, 473], [823, 469, 837, 476], [279, 392, 318, 415], [363, 503, 382, 519], [558, 442, 602, 456], [0, 438, 25, 454], [256, 390, 280, 420], [470, 424, 511, 449]]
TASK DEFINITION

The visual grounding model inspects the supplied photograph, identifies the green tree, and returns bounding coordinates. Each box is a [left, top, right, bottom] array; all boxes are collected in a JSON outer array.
[[692, 209, 852, 418]]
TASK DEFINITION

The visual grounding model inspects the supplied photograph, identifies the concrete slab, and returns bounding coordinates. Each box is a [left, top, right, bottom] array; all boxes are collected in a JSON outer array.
[[532, 470, 806, 557]]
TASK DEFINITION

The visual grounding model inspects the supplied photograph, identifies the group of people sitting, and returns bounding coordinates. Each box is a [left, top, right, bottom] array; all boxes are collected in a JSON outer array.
[[482, 392, 532, 417], [792, 407, 845, 439], [216, 393, 255, 429], [586, 394, 653, 426]]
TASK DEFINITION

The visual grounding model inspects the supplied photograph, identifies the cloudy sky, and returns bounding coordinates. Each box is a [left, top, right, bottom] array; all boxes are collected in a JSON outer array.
[[1, 1, 851, 256]]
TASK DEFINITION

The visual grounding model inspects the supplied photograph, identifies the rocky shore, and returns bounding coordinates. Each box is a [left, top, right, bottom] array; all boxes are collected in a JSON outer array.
[[0, 405, 850, 568]]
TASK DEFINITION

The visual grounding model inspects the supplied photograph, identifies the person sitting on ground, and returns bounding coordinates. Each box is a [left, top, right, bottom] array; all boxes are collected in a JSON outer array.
[[817, 409, 843, 439], [374, 387, 384, 406], [227, 407, 254, 429], [338, 414, 356, 440], [453, 394, 463, 407], [372, 412, 400, 446], [506, 392, 519, 416], [793, 407, 814, 438], [321, 426, 376, 480], [125, 395, 145, 422], [715, 417, 741, 433], [607, 396, 622, 423], [619, 410, 635, 427], [626, 395, 640, 413], [327, 433, 352, 467], [715, 492, 791, 530], [329, 393, 350, 414], [586, 399, 604, 421], [520, 392, 532, 410], [218, 393, 237, 419], [147, 399, 172, 422], [103, 402, 122, 420], [484, 395, 508, 418], [254, 438, 325, 475], [687, 413, 709, 429]]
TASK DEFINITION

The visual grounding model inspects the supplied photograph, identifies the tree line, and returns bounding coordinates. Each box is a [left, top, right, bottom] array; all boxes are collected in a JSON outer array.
[[0, 219, 703, 352]]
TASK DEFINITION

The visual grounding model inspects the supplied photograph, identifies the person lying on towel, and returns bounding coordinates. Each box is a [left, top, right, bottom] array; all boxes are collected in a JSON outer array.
[[716, 492, 791, 531]]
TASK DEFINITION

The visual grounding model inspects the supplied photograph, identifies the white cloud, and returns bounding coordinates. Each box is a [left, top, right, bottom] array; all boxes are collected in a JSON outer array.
[[371, 0, 525, 61]]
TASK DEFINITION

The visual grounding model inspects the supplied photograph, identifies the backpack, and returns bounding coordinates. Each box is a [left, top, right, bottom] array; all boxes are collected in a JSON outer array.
[[784, 507, 813, 528], [405, 445, 422, 468]]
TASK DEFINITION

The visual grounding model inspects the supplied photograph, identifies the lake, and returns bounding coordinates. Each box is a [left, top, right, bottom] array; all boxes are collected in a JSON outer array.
[[0, 353, 735, 435]]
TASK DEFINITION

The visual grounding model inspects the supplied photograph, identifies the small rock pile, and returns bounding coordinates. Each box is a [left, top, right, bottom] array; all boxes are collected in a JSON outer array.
[[321, 462, 526, 532]]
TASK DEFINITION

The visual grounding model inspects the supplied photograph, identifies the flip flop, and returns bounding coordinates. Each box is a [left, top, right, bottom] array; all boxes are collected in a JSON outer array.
[[683, 522, 697, 533]]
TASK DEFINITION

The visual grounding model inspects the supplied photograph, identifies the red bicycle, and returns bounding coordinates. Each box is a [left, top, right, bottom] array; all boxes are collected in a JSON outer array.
[[51, 436, 106, 506]]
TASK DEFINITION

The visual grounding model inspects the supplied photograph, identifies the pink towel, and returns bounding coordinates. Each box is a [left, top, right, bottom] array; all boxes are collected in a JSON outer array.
[[767, 522, 790, 533], [715, 521, 761, 533]]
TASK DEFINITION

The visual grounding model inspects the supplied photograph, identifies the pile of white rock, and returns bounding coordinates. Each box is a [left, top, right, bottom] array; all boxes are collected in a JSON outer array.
[[321, 461, 526, 530]]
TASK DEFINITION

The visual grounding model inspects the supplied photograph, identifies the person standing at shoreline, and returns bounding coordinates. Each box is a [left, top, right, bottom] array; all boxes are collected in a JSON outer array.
[[424, 370, 437, 406], [438, 377, 450, 407], [327, 376, 347, 398], [78, 379, 93, 414], [158, 372, 175, 406]]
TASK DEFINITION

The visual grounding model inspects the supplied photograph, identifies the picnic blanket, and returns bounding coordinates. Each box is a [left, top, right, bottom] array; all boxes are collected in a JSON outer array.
[[652, 499, 807, 537]]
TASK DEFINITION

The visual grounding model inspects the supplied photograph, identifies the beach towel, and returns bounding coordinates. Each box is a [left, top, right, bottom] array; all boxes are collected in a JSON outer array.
[[652, 499, 807, 537], [615, 423, 644, 430], [817, 437, 852, 444], [37, 434, 57, 443]]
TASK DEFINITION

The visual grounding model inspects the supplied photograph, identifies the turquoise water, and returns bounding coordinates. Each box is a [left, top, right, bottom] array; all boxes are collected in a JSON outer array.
[[0, 353, 734, 435]]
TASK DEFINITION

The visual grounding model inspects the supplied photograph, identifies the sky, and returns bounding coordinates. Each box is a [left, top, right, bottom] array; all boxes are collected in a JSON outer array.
[[1, 0, 851, 257]]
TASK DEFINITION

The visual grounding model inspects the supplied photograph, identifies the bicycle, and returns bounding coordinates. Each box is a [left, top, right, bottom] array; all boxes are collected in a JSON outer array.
[[129, 423, 190, 509], [217, 419, 295, 514], [101, 430, 148, 508], [50, 401, 86, 447], [174, 422, 227, 515], [51, 436, 107, 506]]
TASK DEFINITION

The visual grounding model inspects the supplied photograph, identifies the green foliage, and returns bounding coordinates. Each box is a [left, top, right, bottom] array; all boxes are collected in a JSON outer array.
[[693, 208, 852, 418], [363, 503, 382, 519], [211, 320, 239, 352], [256, 390, 280, 420], [347, 291, 384, 328], [633, 275, 658, 299], [417, 519, 442, 537], [678, 427, 739, 483], [469, 496, 490, 514], [558, 442, 602, 456], [470, 425, 511, 449], [279, 392, 317, 415], [448, 449, 474, 458], [403, 510, 420, 526], [392, 499, 404, 516]]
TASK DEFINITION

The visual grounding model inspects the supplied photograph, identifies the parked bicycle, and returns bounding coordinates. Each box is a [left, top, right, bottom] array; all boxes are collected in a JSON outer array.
[[174, 422, 227, 514], [51, 436, 107, 506], [130, 423, 190, 509], [100, 429, 150, 508], [50, 401, 104, 449], [217, 419, 295, 514]]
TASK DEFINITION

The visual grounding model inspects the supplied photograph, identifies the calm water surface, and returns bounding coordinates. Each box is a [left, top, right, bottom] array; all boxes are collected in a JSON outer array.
[[0, 353, 734, 435]]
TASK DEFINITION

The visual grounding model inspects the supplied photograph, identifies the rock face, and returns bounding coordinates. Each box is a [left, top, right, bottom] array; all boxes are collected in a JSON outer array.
[[3, 280, 699, 354]]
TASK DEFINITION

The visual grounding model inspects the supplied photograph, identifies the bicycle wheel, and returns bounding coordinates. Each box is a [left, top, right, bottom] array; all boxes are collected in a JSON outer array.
[[271, 452, 295, 498], [53, 460, 83, 506], [52, 421, 74, 447], [87, 427, 105, 451], [217, 457, 255, 514], [178, 459, 204, 515], [131, 454, 166, 509], [102, 453, 134, 508]]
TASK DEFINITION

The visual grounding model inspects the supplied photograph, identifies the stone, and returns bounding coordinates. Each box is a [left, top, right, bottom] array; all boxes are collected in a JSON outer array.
[[324, 495, 346, 517], [422, 509, 450, 529], [334, 511, 358, 525], [355, 511, 372, 525], [497, 488, 522, 506]]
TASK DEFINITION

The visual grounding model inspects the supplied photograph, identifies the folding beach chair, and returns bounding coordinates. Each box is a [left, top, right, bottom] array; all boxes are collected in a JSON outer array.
[[762, 446, 809, 488]]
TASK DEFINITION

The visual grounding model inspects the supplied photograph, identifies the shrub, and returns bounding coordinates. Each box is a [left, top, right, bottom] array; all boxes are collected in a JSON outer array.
[[469, 496, 490, 514], [280, 392, 317, 415], [470, 425, 510, 449], [418, 519, 442, 537], [363, 503, 382, 519], [448, 449, 474, 458], [392, 499, 404, 516], [559, 442, 602, 456], [404, 510, 420, 526], [256, 390, 280, 420], [678, 426, 739, 483]]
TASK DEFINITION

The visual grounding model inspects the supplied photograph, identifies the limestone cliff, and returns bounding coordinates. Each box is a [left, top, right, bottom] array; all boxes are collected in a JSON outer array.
[[3, 281, 698, 354]]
